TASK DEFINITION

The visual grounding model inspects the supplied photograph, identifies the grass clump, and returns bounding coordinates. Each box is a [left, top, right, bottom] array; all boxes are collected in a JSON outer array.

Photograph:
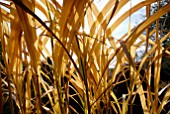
[[0, 0, 170, 114]]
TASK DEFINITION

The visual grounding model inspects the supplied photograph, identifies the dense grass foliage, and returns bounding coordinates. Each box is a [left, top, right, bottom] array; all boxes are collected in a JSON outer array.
[[0, 0, 170, 114]]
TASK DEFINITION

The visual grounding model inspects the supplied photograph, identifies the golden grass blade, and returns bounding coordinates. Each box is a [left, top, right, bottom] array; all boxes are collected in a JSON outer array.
[[25, 69, 33, 114], [110, 91, 122, 113], [135, 72, 149, 114], [145, 0, 151, 53], [0, 3, 16, 113], [158, 85, 170, 113], [40, 75, 56, 113], [58, 0, 76, 39], [35, 1, 48, 18], [89, 0, 118, 35], [120, 41, 134, 67], [14, 0, 42, 113], [153, 43, 162, 112], [0, 5, 3, 114]]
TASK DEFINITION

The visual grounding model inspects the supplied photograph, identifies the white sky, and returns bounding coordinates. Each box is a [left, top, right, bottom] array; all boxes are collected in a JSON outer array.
[[92, 0, 146, 67], [0, 0, 146, 41], [0, 0, 147, 67], [54, 0, 146, 38], [96, 0, 146, 38]]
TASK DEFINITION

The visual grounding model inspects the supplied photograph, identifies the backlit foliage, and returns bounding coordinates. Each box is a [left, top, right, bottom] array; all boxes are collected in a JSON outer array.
[[0, 0, 170, 114]]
